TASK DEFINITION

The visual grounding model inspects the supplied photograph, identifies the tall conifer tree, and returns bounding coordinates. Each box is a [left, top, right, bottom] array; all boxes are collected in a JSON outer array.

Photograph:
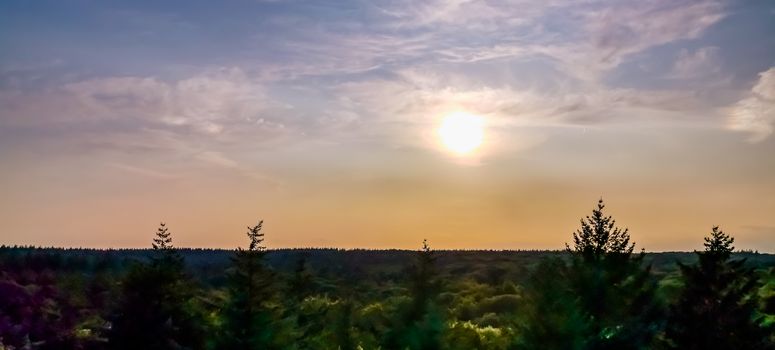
[[109, 223, 206, 350], [664, 227, 773, 349], [567, 199, 661, 349], [514, 257, 590, 350], [383, 239, 444, 350], [218, 221, 278, 350]]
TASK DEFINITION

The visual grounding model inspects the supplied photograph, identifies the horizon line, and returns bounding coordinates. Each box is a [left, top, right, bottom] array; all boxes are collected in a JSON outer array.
[[2, 245, 772, 255]]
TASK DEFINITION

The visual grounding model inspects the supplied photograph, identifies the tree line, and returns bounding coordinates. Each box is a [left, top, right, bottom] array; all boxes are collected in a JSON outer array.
[[1, 199, 774, 349]]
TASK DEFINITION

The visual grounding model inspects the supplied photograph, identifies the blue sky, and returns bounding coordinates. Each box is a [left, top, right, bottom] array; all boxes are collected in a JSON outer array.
[[1, 0, 774, 250]]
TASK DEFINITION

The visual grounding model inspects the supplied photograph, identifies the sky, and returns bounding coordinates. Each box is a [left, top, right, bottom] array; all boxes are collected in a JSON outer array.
[[1, 0, 774, 251]]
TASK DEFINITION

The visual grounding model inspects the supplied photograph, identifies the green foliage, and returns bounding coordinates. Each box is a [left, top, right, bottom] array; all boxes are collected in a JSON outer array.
[[332, 299, 356, 350], [567, 200, 662, 350], [288, 256, 315, 302], [445, 320, 511, 350], [514, 257, 590, 350], [516, 200, 663, 350], [477, 294, 522, 316], [2, 206, 775, 349], [664, 226, 774, 349], [383, 240, 445, 350]]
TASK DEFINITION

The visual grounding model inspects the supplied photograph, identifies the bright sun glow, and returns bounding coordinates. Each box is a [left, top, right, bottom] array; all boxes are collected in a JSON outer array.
[[438, 112, 484, 155]]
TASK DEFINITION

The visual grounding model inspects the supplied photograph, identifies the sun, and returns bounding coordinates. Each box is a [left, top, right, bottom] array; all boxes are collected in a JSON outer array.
[[437, 112, 484, 155]]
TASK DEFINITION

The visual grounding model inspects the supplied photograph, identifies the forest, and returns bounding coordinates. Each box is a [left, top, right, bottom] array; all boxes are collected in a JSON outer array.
[[1, 200, 774, 349]]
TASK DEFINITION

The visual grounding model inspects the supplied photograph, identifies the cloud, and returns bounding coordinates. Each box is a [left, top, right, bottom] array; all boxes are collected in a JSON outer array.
[[62, 68, 269, 134], [0, 68, 274, 131], [196, 151, 239, 168], [728, 67, 775, 142], [532, 0, 726, 83], [107, 162, 179, 180], [583, 1, 724, 64], [328, 67, 710, 157], [0, 67, 304, 146], [245, 0, 726, 85], [0, 67, 305, 180], [669, 46, 721, 79], [378, 0, 540, 29], [0, 0, 745, 155]]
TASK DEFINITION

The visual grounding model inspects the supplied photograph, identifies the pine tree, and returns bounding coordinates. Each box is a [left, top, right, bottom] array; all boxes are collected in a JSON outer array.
[[218, 221, 278, 350], [567, 199, 635, 262], [664, 226, 774, 349], [565, 199, 661, 350], [108, 223, 206, 350], [151, 223, 181, 265], [333, 298, 356, 350], [152, 222, 173, 250], [514, 257, 590, 350], [288, 256, 314, 303], [285, 254, 320, 348], [382, 239, 444, 350]]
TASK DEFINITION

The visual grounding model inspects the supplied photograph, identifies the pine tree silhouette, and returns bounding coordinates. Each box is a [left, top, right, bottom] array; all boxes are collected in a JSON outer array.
[[664, 226, 774, 349], [289, 255, 314, 303], [567, 199, 635, 262], [564, 199, 661, 350], [285, 254, 321, 347], [218, 221, 279, 350], [152, 222, 173, 250], [514, 257, 590, 350], [108, 222, 206, 350], [333, 298, 356, 350], [382, 239, 444, 350], [151, 222, 185, 269], [410, 240, 441, 320]]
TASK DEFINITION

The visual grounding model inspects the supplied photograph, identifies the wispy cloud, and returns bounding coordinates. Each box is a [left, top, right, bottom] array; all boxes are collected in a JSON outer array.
[[233, 0, 728, 85], [728, 67, 775, 142], [669, 46, 722, 80], [0, 0, 760, 153], [62, 68, 269, 134], [0, 67, 300, 152], [107, 162, 179, 180], [579, 0, 724, 66], [196, 151, 239, 168], [334, 67, 710, 126]]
